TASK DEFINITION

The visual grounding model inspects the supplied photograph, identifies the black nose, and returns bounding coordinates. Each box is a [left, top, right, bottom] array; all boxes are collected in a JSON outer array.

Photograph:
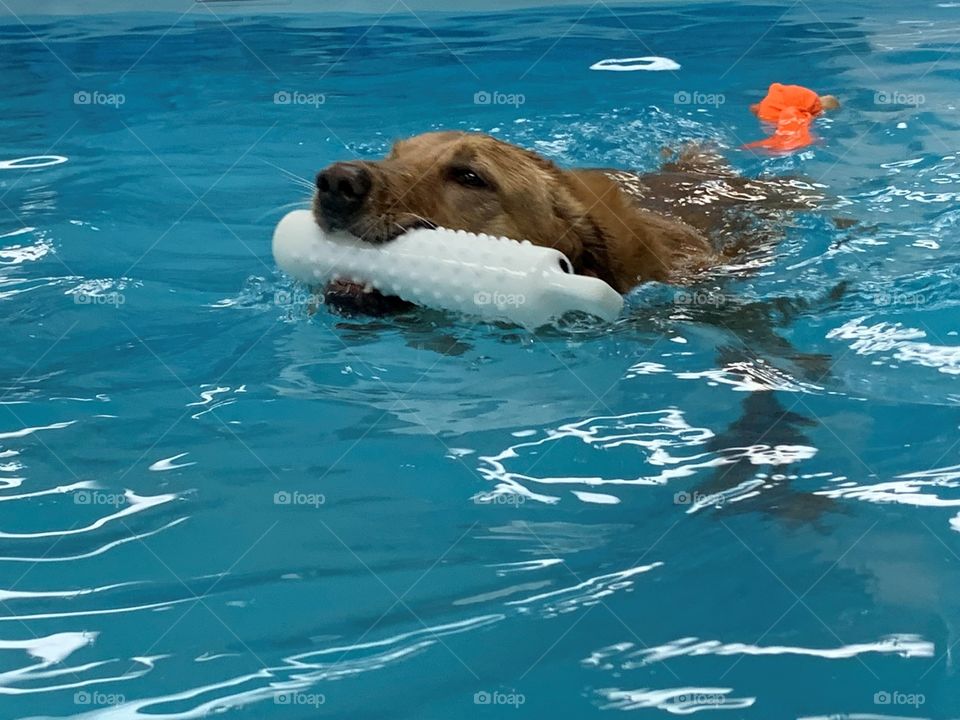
[[316, 162, 372, 224]]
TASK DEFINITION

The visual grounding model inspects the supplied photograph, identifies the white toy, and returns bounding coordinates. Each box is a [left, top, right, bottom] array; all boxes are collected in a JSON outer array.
[[272, 209, 624, 328]]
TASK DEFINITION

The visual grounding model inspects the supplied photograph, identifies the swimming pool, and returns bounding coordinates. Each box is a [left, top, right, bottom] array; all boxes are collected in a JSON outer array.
[[2, 1, 960, 717]]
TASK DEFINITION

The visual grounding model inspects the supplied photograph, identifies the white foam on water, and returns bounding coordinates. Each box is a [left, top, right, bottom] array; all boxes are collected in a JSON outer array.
[[148, 452, 195, 472], [0, 421, 76, 441], [827, 317, 960, 375], [571, 490, 620, 504], [589, 56, 681, 72], [585, 634, 934, 672], [0, 155, 68, 170], [0, 632, 97, 665], [818, 462, 960, 507]]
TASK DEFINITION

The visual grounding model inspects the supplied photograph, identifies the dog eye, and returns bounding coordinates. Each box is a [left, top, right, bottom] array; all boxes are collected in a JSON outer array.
[[449, 166, 489, 189]]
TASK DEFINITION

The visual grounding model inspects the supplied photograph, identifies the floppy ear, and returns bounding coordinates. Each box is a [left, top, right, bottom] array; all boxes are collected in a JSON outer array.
[[492, 154, 613, 282], [567, 169, 718, 289], [544, 180, 619, 288], [561, 169, 679, 291]]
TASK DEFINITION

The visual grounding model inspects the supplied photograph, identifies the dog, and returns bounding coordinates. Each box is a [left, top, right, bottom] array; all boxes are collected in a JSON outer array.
[[310, 131, 845, 523], [312, 131, 819, 314]]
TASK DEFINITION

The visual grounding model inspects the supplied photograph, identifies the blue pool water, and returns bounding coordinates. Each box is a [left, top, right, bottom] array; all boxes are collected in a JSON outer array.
[[2, 1, 960, 717]]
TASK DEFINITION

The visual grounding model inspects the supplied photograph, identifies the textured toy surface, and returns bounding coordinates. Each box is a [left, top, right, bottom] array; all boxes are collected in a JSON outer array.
[[272, 209, 624, 328]]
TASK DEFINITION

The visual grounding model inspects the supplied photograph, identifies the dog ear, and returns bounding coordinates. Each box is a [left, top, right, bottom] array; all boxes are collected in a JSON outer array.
[[546, 188, 619, 288], [565, 169, 701, 290], [558, 170, 646, 290]]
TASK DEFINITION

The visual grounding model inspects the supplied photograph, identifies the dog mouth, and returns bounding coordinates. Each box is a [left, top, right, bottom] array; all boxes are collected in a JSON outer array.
[[374, 217, 438, 243], [318, 215, 436, 316], [322, 279, 416, 317], [312, 199, 439, 244]]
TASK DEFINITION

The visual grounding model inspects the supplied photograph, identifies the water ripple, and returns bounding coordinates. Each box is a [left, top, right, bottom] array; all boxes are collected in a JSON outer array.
[[828, 317, 960, 375], [24, 615, 504, 719], [477, 410, 818, 506], [506, 562, 662, 616], [584, 634, 934, 669], [0, 490, 178, 540], [596, 686, 755, 714], [817, 462, 960, 508]]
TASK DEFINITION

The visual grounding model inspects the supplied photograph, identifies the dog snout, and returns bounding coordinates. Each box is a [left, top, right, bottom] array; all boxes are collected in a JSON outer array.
[[316, 162, 372, 224]]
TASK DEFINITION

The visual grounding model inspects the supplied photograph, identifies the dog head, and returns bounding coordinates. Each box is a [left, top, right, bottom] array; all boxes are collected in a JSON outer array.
[[313, 131, 688, 313]]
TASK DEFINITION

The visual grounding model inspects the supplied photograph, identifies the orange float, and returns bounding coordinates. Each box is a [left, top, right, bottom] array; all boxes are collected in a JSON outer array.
[[745, 83, 839, 152]]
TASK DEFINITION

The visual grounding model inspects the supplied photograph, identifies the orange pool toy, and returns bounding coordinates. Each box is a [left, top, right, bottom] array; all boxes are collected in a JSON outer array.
[[745, 83, 838, 152]]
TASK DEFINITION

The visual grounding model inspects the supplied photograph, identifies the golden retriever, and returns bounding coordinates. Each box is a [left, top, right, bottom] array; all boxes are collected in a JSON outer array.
[[313, 131, 813, 313]]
